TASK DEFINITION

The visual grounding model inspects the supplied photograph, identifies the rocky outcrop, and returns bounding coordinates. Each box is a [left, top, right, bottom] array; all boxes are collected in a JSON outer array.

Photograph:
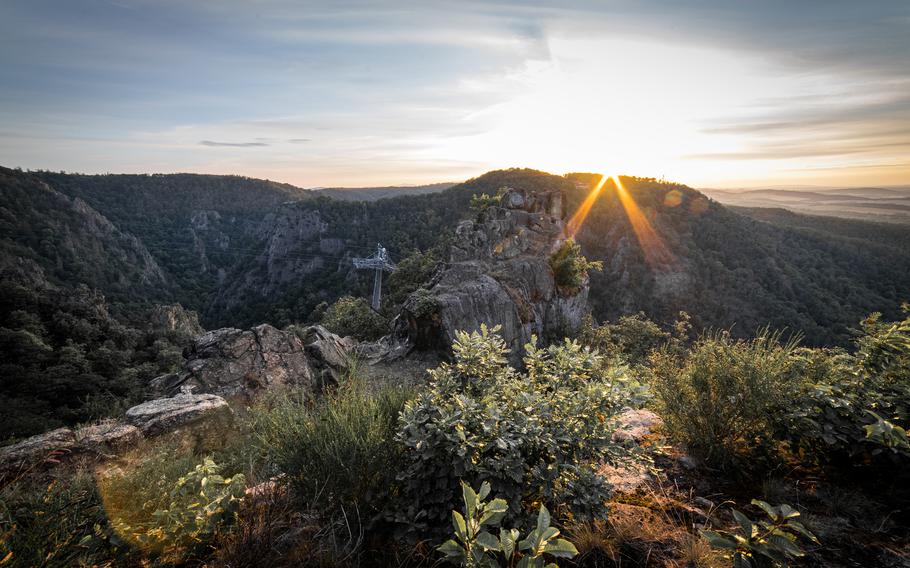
[[150, 303, 205, 336], [150, 323, 352, 398], [125, 390, 231, 435], [394, 186, 589, 361], [75, 420, 144, 453], [296, 325, 356, 384], [150, 324, 314, 398], [0, 428, 77, 474], [1, 421, 145, 473]]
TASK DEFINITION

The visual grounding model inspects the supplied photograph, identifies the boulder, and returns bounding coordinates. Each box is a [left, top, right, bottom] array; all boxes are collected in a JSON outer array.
[[125, 391, 231, 435], [296, 324, 356, 384], [394, 186, 589, 362], [0, 427, 77, 473], [75, 420, 143, 454], [150, 324, 316, 398]]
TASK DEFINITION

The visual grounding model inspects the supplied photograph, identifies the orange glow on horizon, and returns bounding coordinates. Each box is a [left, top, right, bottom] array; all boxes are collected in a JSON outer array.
[[566, 174, 674, 268]]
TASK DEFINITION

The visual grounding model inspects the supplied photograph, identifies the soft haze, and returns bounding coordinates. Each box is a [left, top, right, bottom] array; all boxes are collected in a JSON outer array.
[[2, 0, 909, 188]]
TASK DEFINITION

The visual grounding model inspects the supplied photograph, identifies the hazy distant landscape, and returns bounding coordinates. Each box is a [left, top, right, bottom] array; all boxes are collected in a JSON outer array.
[[702, 186, 910, 224]]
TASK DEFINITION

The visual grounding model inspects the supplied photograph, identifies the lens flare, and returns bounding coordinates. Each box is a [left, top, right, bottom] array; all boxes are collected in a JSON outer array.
[[565, 174, 674, 268], [567, 173, 609, 237], [612, 175, 674, 267]]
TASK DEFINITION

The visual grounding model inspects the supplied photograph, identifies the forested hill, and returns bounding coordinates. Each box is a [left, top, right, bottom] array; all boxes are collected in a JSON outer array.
[[2, 166, 909, 347]]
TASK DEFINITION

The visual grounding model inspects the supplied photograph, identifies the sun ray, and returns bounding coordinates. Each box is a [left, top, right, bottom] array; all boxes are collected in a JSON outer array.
[[611, 175, 674, 267], [565, 174, 674, 268], [566, 173, 609, 237]]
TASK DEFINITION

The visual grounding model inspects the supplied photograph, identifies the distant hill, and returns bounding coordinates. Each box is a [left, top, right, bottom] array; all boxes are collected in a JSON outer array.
[[702, 186, 910, 224], [312, 182, 455, 201], [1, 166, 908, 347]]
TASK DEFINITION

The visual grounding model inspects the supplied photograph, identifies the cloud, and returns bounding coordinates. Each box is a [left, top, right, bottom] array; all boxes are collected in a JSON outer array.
[[287, 138, 311, 144], [199, 140, 269, 147]]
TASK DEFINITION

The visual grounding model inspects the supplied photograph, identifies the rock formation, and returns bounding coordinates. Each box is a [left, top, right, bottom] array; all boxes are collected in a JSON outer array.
[[149, 323, 351, 398], [125, 389, 231, 435], [149, 303, 205, 336], [395, 186, 589, 361]]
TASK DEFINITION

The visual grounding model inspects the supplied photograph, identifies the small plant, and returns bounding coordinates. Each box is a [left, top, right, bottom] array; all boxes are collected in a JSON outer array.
[[549, 238, 602, 294], [111, 457, 246, 556], [438, 481, 578, 568], [701, 499, 818, 568]]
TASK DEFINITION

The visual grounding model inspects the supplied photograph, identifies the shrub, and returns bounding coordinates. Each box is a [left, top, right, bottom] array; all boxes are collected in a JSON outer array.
[[650, 329, 799, 470], [320, 296, 388, 341], [250, 379, 411, 524], [108, 457, 245, 559], [786, 309, 910, 463], [549, 238, 602, 293], [396, 325, 640, 533]]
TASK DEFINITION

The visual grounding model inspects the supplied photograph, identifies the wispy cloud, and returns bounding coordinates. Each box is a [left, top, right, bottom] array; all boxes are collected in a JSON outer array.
[[199, 140, 269, 147]]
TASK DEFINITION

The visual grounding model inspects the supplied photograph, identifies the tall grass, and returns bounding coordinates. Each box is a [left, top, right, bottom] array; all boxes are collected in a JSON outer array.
[[250, 376, 413, 523]]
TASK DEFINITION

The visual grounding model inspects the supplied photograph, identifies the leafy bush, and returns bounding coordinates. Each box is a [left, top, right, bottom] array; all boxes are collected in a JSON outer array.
[[109, 457, 245, 558], [786, 309, 910, 463], [320, 296, 388, 340], [549, 238, 602, 293], [650, 329, 799, 470], [701, 499, 817, 568], [438, 481, 578, 568], [396, 325, 640, 532], [250, 379, 411, 523]]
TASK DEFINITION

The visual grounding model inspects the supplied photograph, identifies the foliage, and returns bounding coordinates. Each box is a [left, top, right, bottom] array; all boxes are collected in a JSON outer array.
[[549, 238, 602, 293], [249, 379, 411, 523], [319, 295, 388, 341], [386, 248, 441, 309], [438, 481, 578, 568], [0, 469, 134, 567], [701, 499, 818, 568], [0, 269, 195, 440], [109, 457, 245, 558], [579, 312, 691, 367], [396, 325, 640, 532], [786, 308, 910, 462], [650, 329, 799, 470]]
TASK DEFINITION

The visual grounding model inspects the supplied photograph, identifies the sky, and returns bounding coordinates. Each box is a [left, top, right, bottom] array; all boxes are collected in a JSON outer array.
[[1, 0, 909, 188]]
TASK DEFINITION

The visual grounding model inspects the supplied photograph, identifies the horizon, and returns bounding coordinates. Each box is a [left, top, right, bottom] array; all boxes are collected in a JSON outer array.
[[2, 1, 909, 189]]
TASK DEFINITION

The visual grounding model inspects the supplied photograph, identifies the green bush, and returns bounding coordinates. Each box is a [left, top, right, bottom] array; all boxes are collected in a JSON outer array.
[[786, 309, 910, 463], [250, 379, 411, 523], [650, 329, 799, 470], [549, 239, 602, 293], [320, 296, 388, 341], [108, 457, 245, 559], [396, 325, 641, 533]]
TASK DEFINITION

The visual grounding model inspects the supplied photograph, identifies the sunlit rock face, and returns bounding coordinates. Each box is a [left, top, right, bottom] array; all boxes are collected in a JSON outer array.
[[396, 186, 589, 361]]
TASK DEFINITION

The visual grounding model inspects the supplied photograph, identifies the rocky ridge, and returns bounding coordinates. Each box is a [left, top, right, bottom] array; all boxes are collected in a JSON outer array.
[[394, 186, 589, 361]]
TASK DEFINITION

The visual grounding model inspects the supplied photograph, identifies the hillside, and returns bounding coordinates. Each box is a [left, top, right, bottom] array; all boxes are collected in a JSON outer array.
[[566, 174, 910, 346], [1, 167, 908, 347]]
